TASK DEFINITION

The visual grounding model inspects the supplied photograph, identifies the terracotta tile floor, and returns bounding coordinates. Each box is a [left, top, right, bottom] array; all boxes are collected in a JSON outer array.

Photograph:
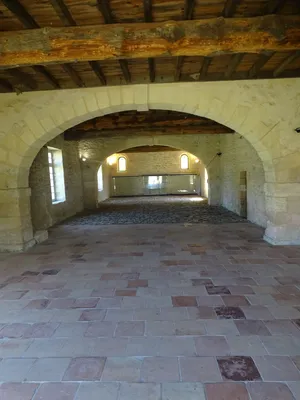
[[0, 222, 300, 399]]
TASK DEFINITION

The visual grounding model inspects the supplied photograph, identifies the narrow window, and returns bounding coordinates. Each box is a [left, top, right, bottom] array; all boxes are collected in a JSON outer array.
[[47, 147, 66, 204], [118, 156, 127, 172], [180, 154, 189, 170], [97, 165, 104, 192]]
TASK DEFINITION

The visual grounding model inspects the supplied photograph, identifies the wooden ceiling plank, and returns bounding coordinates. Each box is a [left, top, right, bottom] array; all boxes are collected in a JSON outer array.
[[1, 0, 39, 28], [61, 64, 85, 87], [184, 0, 196, 20], [274, 51, 300, 77], [143, 0, 155, 82], [248, 51, 274, 78], [119, 60, 131, 83], [222, 0, 241, 17], [225, 53, 244, 79], [266, 0, 285, 14], [148, 58, 155, 83], [49, 0, 76, 26], [32, 66, 60, 89], [2, 16, 299, 67], [174, 56, 184, 82], [9, 69, 37, 90], [88, 61, 106, 85]]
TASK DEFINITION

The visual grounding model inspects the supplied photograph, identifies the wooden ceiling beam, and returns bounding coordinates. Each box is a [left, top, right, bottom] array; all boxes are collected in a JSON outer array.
[[50, 0, 76, 26], [31, 66, 60, 89], [225, 53, 244, 79], [143, 0, 155, 82], [61, 64, 85, 87], [1, 0, 39, 28], [222, 0, 241, 17], [8, 69, 37, 90], [266, 0, 285, 14], [0, 78, 13, 92], [121, 145, 179, 153], [199, 57, 211, 80], [2, 15, 299, 68], [148, 58, 155, 83], [248, 51, 274, 78], [274, 51, 300, 77], [88, 61, 106, 85]]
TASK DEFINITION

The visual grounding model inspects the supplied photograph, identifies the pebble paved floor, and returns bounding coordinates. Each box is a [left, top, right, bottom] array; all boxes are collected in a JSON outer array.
[[0, 221, 300, 399]]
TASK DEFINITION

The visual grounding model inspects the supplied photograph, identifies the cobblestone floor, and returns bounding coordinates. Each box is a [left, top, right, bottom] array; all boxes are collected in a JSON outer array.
[[63, 196, 245, 225], [0, 222, 300, 399]]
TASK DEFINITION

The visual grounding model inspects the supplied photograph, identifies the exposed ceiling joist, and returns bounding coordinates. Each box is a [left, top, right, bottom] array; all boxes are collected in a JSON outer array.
[[1, 0, 39, 28], [143, 0, 155, 82], [50, 0, 76, 26], [148, 58, 155, 83], [184, 0, 195, 20], [199, 57, 211, 80], [225, 53, 244, 79], [31, 66, 60, 89], [223, 0, 241, 17], [266, 0, 285, 14], [88, 61, 106, 86], [61, 64, 85, 87], [248, 52, 274, 78], [8, 69, 37, 90], [0, 78, 13, 92], [120, 145, 179, 153], [1, 16, 299, 68], [274, 51, 300, 77], [174, 57, 184, 82]]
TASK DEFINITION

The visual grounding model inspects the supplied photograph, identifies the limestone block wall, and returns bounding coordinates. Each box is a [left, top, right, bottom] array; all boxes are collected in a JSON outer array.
[[29, 135, 84, 231], [220, 135, 267, 227]]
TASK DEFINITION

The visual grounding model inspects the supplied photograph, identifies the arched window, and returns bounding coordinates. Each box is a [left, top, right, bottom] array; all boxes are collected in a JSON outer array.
[[97, 165, 103, 192], [118, 156, 127, 172], [180, 154, 189, 170]]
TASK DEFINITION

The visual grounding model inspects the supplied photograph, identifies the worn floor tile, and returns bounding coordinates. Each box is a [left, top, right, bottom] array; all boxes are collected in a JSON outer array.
[[217, 356, 261, 381], [235, 320, 271, 336], [34, 382, 79, 400], [102, 357, 142, 382], [162, 382, 205, 400], [85, 321, 115, 337], [115, 321, 145, 336], [119, 383, 160, 400], [75, 382, 119, 400], [226, 336, 268, 356], [215, 306, 246, 320], [254, 355, 300, 381], [25, 358, 71, 381], [195, 336, 230, 356], [0, 383, 39, 400], [172, 296, 197, 307]]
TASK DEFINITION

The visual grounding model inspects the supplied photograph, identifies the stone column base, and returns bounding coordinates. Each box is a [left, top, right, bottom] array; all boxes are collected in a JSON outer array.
[[0, 230, 48, 253], [263, 223, 300, 246]]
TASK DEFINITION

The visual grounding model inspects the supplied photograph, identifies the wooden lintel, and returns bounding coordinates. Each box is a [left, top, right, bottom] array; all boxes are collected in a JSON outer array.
[[32, 66, 60, 89], [50, 0, 76, 26], [2, 0, 39, 29], [1, 16, 300, 68], [64, 125, 234, 141], [248, 51, 274, 78], [223, 0, 240, 17], [184, 0, 195, 20], [274, 51, 300, 77], [225, 53, 244, 79], [62, 64, 85, 87]]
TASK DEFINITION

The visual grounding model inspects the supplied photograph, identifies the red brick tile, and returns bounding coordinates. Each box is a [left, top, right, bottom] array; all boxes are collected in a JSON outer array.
[[206, 383, 249, 400], [128, 280, 148, 288], [172, 296, 197, 307], [63, 357, 106, 381], [34, 383, 79, 400], [0, 383, 39, 400]]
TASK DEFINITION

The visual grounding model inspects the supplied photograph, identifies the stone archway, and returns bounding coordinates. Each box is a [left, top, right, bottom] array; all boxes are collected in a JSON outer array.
[[0, 79, 300, 250]]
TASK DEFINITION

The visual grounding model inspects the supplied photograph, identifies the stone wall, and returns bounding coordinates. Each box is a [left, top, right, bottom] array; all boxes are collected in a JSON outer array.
[[220, 135, 267, 227], [29, 135, 84, 231]]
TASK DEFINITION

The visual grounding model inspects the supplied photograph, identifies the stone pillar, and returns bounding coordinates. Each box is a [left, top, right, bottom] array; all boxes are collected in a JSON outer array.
[[207, 158, 221, 206], [0, 187, 35, 252], [263, 183, 300, 245]]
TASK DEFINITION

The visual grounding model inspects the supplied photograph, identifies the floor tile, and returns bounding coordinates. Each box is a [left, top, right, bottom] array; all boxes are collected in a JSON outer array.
[[174, 320, 206, 335], [0, 383, 39, 400], [226, 336, 267, 356], [162, 382, 205, 400], [63, 357, 106, 381], [119, 383, 160, 400], [75, 382, 119, 400], [102, 357, 142, 382], [172, 296, 197, 307], [141, 357, 179, 382], [0, 358, 36, 381], [34, 382, 79, 400], [235, 320, 271, 336], [254, 355, 300, 381], [79, 310, 106, 321], [247, 382, 295, 400], [217, 356, 261, 381], [128, 280, 148, 288], [206, 286, 231, 295], [195, 336, 230, 356], [115, 321, 145, 336], [215, 306, 246, 320], [85, 321, 115, 337], [180, 357, 221, 382], [205, 382, 249, 400], [222, 295, 250, 307], [25, 358, 71, 381]]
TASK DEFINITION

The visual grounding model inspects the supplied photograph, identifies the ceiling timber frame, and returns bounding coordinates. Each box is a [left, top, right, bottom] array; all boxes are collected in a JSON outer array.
[[0, 0, 299, 93]]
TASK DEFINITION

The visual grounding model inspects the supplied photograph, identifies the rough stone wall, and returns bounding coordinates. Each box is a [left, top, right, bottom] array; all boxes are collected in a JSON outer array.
[[110, 150, 201, 175], [220, 135, 267, 227], [29, 135, 84, 231]]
